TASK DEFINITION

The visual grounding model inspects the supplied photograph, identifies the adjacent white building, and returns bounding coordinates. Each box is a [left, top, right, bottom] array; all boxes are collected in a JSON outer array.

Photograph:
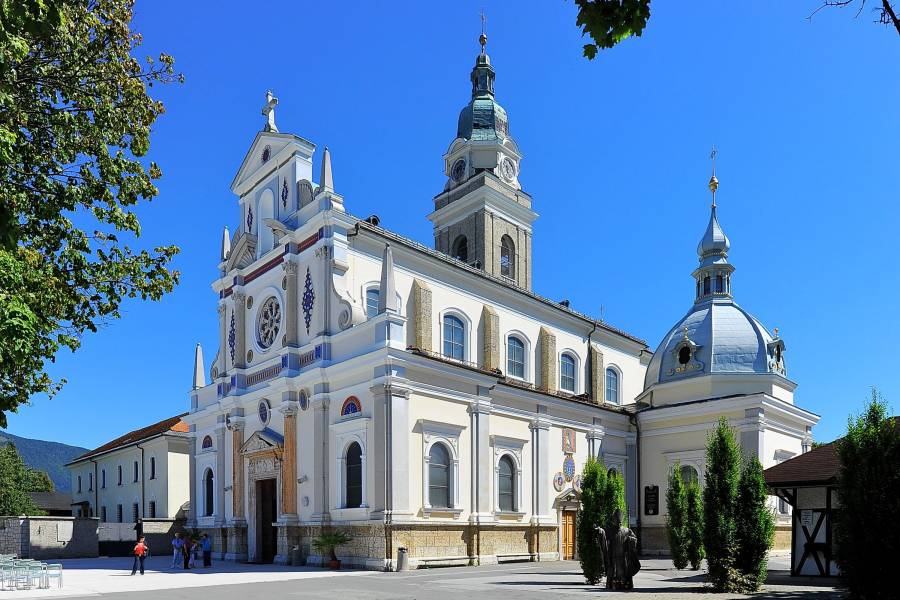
[[182, 34, 818, 568], [67, 415, 191, 523]]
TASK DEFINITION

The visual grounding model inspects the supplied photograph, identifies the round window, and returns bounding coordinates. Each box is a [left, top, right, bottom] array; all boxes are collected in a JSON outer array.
[[258, 400, 270, 425], [678, 346, 691, 365], [299, 389, 309, 411], [257, 296, 282, 349]]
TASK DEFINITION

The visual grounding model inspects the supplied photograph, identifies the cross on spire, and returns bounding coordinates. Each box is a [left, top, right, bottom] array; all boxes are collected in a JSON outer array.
[[479, 9, 487, 53], [262, 90, 279, 133], [708, 145, 719, 207]]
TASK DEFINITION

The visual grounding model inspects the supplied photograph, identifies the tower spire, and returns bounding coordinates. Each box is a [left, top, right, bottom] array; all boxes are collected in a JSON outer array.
[[479, 10, 487, 54], [694, 147, 734, 303], [708, 145, 719, 208], [192, 342, 205, 390]]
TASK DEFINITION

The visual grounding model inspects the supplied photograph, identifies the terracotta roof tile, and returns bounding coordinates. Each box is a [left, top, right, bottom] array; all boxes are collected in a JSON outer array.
[[764, 441, 840, 487], [68, 414, 189, 464]]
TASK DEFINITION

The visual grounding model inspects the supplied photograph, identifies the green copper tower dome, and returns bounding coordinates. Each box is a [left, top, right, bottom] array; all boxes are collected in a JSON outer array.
[[456, 33, 509, 142]]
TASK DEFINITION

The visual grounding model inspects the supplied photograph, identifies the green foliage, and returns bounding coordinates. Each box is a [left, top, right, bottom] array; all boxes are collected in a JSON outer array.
[[835, 389, 900, 600], [311, 530, 352, 561], [665, 462, 688, 569], [702, 417, 742, 592], [0, 0, 182, 426], [0, 442, 43, 515], [26, 467, 54, 492], [685, 481, 705, 570], [734, 456, 774, 590], [576, 457, 608, 584], [603, 468, 627, 529], [574, 0, 651, 59]]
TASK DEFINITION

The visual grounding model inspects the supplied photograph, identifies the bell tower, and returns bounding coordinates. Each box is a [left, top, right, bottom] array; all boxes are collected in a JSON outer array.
[[427, 31, 536, 290]]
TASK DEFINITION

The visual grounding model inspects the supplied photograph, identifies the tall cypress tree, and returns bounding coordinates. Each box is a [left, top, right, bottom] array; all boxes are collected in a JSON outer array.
[[604, 469, 627, 530], [685, 481, 705, 570], [703, 417, 742, 591], [835, 389, 900, 600], [734, 456, 774, 589], [666, 462, 688, 569], [576, 458, 608, 584]]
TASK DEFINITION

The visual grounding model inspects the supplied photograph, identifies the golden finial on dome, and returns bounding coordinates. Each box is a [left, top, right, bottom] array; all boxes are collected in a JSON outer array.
[[479, 9, 487, 53], [708, 145, 719, 207]]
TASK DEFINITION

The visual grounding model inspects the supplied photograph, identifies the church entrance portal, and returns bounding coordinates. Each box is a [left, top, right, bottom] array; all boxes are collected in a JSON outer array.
[[256, 478, 277, 563]]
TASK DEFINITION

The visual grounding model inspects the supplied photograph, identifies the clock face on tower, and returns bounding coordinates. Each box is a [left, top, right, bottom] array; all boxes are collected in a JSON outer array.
[[451, 158, 466, 182], [500, 156, 516, 182]]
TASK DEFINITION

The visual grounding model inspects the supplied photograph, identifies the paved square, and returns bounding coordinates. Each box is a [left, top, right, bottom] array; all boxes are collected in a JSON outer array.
[[6, 553, 842, 599]]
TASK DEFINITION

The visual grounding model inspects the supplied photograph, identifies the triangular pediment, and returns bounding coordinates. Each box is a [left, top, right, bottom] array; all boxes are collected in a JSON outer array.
[[230, 131, 316, 196], [239, 427, 284, 455], [225, 232, 257, 272]]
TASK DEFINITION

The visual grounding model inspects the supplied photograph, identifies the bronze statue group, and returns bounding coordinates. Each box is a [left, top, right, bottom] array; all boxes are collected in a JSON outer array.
[[596, 508, 641, 590]]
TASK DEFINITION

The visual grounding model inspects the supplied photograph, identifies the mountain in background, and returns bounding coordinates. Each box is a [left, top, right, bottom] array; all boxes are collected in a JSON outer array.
[[0, 432, 88, 492]]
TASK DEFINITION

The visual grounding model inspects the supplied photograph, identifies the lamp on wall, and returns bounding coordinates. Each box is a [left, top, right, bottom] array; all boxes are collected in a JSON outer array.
[[297, 475, 308, 484]]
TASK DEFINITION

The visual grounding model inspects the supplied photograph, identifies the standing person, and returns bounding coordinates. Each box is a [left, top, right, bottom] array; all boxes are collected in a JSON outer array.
[[171, 532, 184, 568], [201, 534, 212, 568], [131, 537, 148, 575], [133, 518, 143, 542], [182, 535, 191, 570], [188, 538, 198, 568]]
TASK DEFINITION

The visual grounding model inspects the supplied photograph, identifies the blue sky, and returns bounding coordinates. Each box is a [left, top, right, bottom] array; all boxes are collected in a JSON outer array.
[[7, 1, 899, 448]]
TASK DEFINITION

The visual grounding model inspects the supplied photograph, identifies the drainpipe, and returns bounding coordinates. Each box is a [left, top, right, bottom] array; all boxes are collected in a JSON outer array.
[[137, 444, 146, 519], [89, 458, 99, 518], [629, 413, 642, 554], [587, 321, 598, 401]]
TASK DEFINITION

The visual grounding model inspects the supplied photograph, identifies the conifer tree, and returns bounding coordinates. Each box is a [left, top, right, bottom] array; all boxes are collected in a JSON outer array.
[[685, 481, 705, 570], [576, 458, 608, 584], [703, 417, 743, 591], [666, 462, 688, 569], [0, 443, 42, 515], [604, 469, 627, 530], [734, 456, 774, 589], [835, 389, 900, 600]]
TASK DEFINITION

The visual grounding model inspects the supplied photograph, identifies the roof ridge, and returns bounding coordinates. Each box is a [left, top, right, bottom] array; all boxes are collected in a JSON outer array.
[[68, 413, 189, 464]]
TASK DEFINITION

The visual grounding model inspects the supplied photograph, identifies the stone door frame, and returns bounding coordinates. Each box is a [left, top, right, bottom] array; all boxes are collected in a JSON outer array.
[[240, 432, 283, 563]]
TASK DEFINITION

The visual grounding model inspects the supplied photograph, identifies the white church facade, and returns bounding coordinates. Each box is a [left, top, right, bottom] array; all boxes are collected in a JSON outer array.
[[182, 36, 819, 568]]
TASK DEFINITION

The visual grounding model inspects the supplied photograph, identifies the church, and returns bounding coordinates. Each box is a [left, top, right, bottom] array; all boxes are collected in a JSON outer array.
[[182, 33, 819, 569]]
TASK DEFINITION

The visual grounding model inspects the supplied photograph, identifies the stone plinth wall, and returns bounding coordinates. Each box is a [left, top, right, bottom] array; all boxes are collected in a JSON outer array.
[[773, 524, 790, 550], [639, 523, 791, 556], [0, 516, 100, 559], [0, 518, 26, 557]]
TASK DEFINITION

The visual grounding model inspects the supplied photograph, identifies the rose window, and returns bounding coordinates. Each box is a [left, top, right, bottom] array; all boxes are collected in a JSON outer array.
[[257, 296, 282, 349]]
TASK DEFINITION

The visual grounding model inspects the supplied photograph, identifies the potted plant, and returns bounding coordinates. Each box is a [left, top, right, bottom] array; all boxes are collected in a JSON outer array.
[[311, 531, 352, 569]]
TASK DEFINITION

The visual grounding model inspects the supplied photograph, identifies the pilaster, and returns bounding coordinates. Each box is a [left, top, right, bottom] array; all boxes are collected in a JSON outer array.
[[481, 305, 499, 371], [530, 405, 553, 524], [186, 426, 197, 527], [590, 345, 604, 403], [214, 419, 227, 526], [283, 259, 300, 346], [232, 291, 248, 369], [371, 380, 412, 520], [411, 279, 433, 352], [538, 327, 557, 392], [231, 418, 246, 521], [469, 391, 493, 524], [279, 400, 299, 518], [310, 389, 331, 521], [217, 303, 228, 376]]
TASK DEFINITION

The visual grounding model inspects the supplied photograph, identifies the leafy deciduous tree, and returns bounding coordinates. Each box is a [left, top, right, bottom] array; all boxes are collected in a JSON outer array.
[[666, 461, 688, 569], [0, 442, 43, 515], [835, 389, 899, 600], [0, 0, 182, 427]]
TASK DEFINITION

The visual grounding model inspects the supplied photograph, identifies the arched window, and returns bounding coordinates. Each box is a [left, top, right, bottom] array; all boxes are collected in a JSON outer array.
[[365, 287, 380, 319], [703, 276, 711, 295], [715, 274, 724, 293], [345, 442, 362, 508], [452, 236, 468, 263], [680, 465, 699, 487], [498, 455, 516, 512], [443, 315, 465, 360], [605, 368, 619, 404], [257, 189, 276, 255], [607, 467, 619, 479], [204, 469, 214, 516], [428, 444, 451, 508], [500, 235, 515, 278], [341, 396, 362, 416], [507, 336, 525, 379], [560, 353, 576, 392], [201, 436, 213, 451], [696, 278, 701, 298]]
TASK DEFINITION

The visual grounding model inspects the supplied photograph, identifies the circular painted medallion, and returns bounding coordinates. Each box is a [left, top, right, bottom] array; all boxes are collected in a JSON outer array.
[[563, 455, 576, 481], [258, 399, 270, 425], [573, 474, 583, 493], [553, 472, 565, 492]]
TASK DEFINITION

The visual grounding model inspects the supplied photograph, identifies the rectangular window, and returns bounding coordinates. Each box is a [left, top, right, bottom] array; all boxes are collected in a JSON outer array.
[[442, 316, 465, 361], [117, 465, 122, 486], [88, 473, 93, 491], [149, 501, 156, 519], [101, 506, 107, 522], [365, 288, 379, 319], [77, 475, 82, 493], [116, 504, 123, 523], [102, 469, 106, 488], [133, 461, 139, 482], [149, 457, 156, 480], [132, 503, 139, 523]]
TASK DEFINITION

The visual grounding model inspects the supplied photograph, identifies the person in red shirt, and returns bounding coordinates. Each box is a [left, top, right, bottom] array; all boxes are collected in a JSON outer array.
[[131, 537, 148, 575]]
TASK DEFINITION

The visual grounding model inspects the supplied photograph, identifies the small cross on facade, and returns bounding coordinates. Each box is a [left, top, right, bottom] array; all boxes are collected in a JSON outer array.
[[262, 90, 279, 133]]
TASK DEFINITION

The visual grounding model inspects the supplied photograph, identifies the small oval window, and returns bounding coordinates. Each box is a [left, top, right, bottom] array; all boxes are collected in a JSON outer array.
[[678, 346, 691, 365]]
